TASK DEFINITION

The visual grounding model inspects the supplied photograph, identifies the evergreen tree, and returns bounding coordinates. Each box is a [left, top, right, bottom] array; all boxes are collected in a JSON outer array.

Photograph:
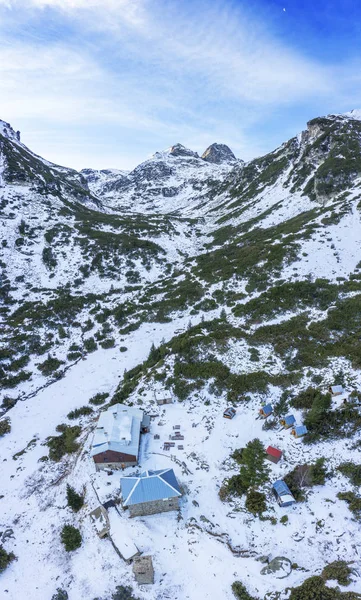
[[60, 525, 82, 552], [0, 545, 15, 572], [66, 484, 84, 512]]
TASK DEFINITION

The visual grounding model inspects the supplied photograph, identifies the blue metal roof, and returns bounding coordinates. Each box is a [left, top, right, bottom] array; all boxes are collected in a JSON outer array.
[[284, 414, 296, 426], [262, 404, 273, 414], [294, 425, 308, 436], [273, 480, 292, 497], [120, 469, 181, 506]]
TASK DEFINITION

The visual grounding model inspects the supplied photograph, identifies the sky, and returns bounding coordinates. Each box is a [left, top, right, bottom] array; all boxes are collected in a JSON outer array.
[[0, 0, 360, 171]]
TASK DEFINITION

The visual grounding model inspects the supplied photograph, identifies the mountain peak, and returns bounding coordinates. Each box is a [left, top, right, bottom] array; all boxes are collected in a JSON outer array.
[[0, 119, 21, 143], [168, 143, 199, 158], [201, 143, 236, 164]]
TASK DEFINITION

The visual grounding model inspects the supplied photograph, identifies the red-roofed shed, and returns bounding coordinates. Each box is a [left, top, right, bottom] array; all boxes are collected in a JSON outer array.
[[266, 446, 282, 464]]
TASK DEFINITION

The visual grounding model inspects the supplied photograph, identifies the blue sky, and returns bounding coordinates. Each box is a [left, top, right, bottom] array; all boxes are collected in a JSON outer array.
[[0, 0, 360, 170]]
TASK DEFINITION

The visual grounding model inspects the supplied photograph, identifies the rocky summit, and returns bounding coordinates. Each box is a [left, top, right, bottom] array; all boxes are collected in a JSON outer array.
[[201, 142, 237, 164], [1, 111, 361, 600]]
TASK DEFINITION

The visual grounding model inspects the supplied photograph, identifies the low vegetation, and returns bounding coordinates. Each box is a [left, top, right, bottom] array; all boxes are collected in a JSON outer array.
[[0, 417, 11, 436], [66, 484, 84, 512], [60, 525, 82, 552], [46, 425, 82, 461], [0, 545, 15, 573]]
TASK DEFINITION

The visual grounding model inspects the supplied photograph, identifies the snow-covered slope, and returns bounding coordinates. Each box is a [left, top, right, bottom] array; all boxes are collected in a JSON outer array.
[[1, 112, 361, 600]]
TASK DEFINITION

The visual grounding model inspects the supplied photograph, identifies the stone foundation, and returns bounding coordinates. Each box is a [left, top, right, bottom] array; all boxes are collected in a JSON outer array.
[[128, 496, 179, 517]]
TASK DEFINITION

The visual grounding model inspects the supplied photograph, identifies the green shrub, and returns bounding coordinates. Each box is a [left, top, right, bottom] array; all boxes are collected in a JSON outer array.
[[89, 392, 109, 405], [322, 561, 353, 586], [222, 439, 270, 500], [84, 337, 97, 353], [46, 425, 81, 461], [0, 417, 11, 437], [51, 589, 68, 600], [112, 585, 138, 600], [337, 491, 361, 519], [289, 574, 360, 599], [66, 484, 84, 512], [0, 545, 15, 572], [42, 246, 57, 269], [60, 525, 82, 551], [119, 346, 128, 352], [337, 462, 361, 486], [67, 406, 93, 420], [245, 489, 267, 515], [231, 581, 258, 600], [37, 355, 64, 376], [100, 338, 115, 349]]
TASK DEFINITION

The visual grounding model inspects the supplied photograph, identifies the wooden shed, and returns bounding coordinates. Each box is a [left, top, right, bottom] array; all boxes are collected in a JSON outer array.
[[272, 480, 296, 507], [279, 414, 296, 429], [291, 425, 308, 438], [154, 390, 173, 405], [259, 404, 273, 418], [329, 385, 344, 396], [266, 446, 282, 464], [223, 407, 236, 419]]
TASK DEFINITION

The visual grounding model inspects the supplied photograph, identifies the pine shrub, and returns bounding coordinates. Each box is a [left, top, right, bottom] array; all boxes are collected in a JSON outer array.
[[60, 525, 82, 552], [66, 484, 84, 512], [0, 417, 11, 437], [0, 545, 15, 572]]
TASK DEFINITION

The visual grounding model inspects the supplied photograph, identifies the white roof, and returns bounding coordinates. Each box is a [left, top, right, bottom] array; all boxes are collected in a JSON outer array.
[[331, 385, 344, 393], [108, 507, 139, 560], [91, 404, 143, 458], [154, 390, 172, 400]]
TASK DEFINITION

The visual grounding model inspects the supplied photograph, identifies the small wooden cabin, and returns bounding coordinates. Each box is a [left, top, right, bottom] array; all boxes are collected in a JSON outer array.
[[266, 446, 282, 464], [272, 480, 296, 507], [259, 404, 273, 418], [223, 407, 236, 419], [154, 390, 173, 405], [280, 414, 296, 429], [291, 425, 308, 438], [329, 385, 344, 396]]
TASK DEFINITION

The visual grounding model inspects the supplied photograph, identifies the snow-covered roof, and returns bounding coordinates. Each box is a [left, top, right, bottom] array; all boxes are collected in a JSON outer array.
[[120, 468, 182, 506], [330, 385, 344, 394], [294, 425, 308, 436], [284, 414, 296, 426], [154, 390, 172, 401], [91, 404, 143, 458], [273, 480, 294, 499]]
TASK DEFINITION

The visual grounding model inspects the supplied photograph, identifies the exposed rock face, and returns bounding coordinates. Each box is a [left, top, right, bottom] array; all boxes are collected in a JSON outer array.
[[168, 143, 199, 158], [202, 143, 236, 164], [0, 120, 20, 143], [260, 557, 293, 579]]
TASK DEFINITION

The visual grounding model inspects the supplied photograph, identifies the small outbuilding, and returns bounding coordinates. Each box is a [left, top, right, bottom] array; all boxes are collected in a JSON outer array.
[[272, 480, 296, 507], [259, 404, 273, 418], [89, 506, 110, 538], [223, 407, 236, 419], [120, 468, 182, 518], [154, 390, 173, 405], [329, 385, 344, 396], [141, 414, 151, 433], [266, 446, 282, 464], [280, 414, 296, 429], [291, 425, 308, 438], [133, 555, 154, 585]]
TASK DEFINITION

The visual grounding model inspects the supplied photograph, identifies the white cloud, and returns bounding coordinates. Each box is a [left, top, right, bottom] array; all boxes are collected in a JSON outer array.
[[0, 0, 359, 169]]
